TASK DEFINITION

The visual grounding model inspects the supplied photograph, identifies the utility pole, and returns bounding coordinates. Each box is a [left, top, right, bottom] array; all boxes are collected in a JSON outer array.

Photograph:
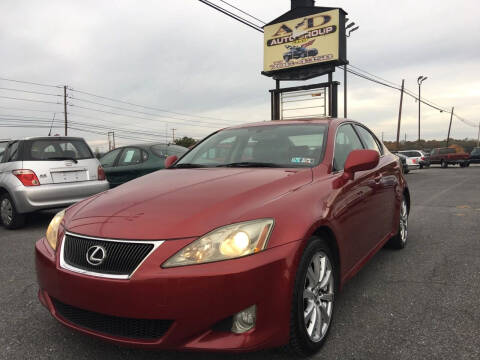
[[107, 131, 115, 150], [63, 85, 68, 136], [417, 76, 428, 143], [477, 122, 480, 147], [172, 128, 176, 143], [344, 21, 359, 118], [396, 79, 405, 150], [446, 107, 454, 147]]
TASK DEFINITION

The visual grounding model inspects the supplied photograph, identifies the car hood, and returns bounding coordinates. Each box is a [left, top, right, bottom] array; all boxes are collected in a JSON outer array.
[[66, 168, 313, 240]]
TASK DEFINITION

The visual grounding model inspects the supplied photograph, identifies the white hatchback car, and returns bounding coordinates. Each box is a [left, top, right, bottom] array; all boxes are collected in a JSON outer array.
[[0, 137, 109, 229]]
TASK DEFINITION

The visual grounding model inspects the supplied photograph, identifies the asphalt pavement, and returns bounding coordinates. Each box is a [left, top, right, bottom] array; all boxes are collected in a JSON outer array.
[[1, 165, 479, 360]]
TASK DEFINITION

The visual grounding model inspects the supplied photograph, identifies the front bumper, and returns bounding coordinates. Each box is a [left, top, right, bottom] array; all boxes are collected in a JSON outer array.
[[35, 236, 303, 351], [12, 180, 109, 213]]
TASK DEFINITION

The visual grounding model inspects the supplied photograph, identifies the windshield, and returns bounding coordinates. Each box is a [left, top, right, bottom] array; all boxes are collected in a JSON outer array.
[[23, 138, 93, 161], [176, 124, 327, 168]]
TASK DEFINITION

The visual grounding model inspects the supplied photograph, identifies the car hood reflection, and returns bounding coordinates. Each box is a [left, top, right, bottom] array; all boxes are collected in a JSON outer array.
[[66, 167, 313, 240]]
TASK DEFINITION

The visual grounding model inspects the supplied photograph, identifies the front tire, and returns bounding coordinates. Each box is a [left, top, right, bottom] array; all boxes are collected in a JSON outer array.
[[387, 196, 408, 249], [0, 193, 26, 229], [441, 160, 448, 168], [287, 236, 336, 357]]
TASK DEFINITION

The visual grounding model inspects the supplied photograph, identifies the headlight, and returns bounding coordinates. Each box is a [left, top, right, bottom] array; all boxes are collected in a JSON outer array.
[[162, 219, 274, 268], [46, 210, 65, 250]]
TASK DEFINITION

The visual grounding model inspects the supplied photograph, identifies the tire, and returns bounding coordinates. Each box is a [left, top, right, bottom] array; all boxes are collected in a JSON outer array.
[[460, 163, 465, 168], [387, 196, 408, 249], [287, 236, 337, 357], [466, 162, 470, 167], [0, 193, 26, 229], [441, 160, 448, 168], [419, 164, 423, 169]]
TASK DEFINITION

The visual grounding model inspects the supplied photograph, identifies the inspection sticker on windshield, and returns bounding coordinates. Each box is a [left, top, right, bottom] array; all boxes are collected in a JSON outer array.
[[291, 157, 314, 164]]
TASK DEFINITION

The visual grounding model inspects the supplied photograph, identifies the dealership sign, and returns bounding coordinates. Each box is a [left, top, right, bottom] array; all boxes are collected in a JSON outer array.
[[263, 8, 346, 77]]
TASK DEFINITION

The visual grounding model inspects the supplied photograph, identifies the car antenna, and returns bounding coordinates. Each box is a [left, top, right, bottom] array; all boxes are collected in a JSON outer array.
[[48, 113, 56, 136]]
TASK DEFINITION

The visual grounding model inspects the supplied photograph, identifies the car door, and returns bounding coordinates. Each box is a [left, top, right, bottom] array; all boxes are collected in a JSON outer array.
[[430, 149, 439, 164], [354, 124, 398, 242], [330, 124, 379, 271], [0, 141, 23, 184], [106, 147, 146, 187], [100, 148, 123, 185]]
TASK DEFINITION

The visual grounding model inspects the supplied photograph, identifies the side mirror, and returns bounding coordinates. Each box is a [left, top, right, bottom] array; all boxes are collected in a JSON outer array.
[[164, 155, 178, 169], [343, 149, 379, 180]]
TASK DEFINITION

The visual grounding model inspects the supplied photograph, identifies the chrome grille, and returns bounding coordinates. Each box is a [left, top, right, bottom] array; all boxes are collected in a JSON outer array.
[[61, 233, 160, 278]]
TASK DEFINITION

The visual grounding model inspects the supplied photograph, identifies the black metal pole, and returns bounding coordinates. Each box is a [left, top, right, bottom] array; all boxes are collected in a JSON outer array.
[[63, 85, 67, 136], [418, 83, 421, 143], [328, 72, 333, 117], [446, 106, 454, 147], [396, 79, 405, 149], [344, 37, 347, 118]]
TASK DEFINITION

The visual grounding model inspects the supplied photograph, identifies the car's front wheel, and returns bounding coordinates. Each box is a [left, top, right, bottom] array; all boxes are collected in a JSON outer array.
[[387, 196, 408, 249], [288, 236, 336, 357], [0, 193, 26, 229], [441, 160, 448, 168]]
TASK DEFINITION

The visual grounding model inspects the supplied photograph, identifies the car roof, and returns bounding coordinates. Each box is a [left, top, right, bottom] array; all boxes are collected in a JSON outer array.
[[224, 118, 345, 130], [7, 136, 87, 141]]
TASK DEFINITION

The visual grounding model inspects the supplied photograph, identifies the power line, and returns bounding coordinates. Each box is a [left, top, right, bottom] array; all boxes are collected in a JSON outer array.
[[67, 102, 226, 130], [0, 95, 62, 105], [67, 94, 230, 127], [197, 0, 264, 33], [0, 76, 62, 89], [0, 105, 59, 113], [68, 87, 232, 123], [0, 87, 63, 97], [217, 0, 266, 24]]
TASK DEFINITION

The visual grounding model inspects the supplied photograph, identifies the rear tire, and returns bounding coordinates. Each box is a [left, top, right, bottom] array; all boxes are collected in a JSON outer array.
[[0, 193, 26, 229], [387, 196, 408, 249], [287, 236, 337, 357]]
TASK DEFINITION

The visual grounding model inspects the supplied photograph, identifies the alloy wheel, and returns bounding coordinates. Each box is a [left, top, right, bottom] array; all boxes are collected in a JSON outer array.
[[303, 251, 334, 343], [399, 200, 408, 244], [1, 198, 13, 225]]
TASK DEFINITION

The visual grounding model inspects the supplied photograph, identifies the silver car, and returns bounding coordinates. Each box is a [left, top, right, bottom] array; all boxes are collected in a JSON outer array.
[[0, 137, 109, 229]]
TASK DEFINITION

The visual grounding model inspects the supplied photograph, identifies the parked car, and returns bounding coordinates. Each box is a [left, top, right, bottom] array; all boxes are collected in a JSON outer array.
[[0, 137, 109, 229], [398, 150, 430, 168], [394, 152, 410, 174], [468, 147, 480, 164], [100, 143, 188, 187], [429, 147, 470, 168], [36, 119, 409, 356]]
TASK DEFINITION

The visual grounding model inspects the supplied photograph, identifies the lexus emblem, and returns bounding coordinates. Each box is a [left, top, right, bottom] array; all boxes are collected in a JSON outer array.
[[86, 245, 107, 266]]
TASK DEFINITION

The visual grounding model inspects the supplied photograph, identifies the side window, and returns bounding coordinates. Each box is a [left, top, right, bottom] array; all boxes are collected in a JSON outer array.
[[6, 141, 20, 162], [334, 124, 364, 171], [118, 148, 142, 166], [354, 125, 382, 154], [100, 148, 122, 168], [0, 142, 8, 162]]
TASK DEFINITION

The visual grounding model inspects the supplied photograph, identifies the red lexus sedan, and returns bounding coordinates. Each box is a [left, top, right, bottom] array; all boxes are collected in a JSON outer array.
[[35, 118, 409, 356]]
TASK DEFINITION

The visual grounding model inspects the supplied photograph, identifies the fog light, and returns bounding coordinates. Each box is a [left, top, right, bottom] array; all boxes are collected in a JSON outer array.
[[232, 305, 256, 334]]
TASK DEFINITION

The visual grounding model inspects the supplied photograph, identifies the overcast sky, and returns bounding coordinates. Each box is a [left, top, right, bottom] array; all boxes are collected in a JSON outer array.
[[1, 0, 479, 151]]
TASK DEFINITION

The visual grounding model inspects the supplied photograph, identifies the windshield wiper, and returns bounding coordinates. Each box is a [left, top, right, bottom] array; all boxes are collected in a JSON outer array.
[[174, 163, 207, 168], [47, 157, 78, 164], [217, 162, 282, 168]]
